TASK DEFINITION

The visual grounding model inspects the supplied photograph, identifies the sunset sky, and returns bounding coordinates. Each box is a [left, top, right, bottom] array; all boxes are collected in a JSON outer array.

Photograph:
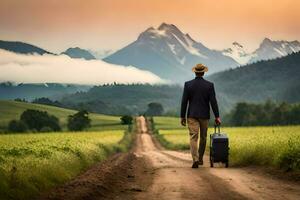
[[0, 0, 299, 53]]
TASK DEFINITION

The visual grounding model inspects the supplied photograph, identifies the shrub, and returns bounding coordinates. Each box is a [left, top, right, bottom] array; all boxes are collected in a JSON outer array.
[[20, 109, 61, 132], [8, 120, 28, 133], [120, 115, 133, 125], [67, 110, 91, 131]]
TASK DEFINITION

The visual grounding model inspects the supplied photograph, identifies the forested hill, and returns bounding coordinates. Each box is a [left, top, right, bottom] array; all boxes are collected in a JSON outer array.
[[60, 84, 183, 115], [60, 52, 300, 115], [208, 52, 300, 111]]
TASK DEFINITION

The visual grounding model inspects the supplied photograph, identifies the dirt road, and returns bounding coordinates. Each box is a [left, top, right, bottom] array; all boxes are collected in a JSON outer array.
[[42, 116, 300, 200]]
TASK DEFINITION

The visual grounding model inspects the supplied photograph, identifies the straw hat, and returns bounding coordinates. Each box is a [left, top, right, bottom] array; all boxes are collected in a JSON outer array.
[[192, 63, 208, 73]]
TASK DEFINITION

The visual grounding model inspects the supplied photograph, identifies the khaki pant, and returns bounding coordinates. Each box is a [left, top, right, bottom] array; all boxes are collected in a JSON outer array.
[[187, 118, 209, 162]]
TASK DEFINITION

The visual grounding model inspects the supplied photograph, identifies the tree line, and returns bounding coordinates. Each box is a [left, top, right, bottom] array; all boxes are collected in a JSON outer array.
[[22, 98, 300, 126], [227, 100, 300, 126]]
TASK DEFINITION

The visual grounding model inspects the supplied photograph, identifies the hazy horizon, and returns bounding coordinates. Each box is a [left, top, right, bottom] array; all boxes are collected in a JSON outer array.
[[1, 0, 299, 53]]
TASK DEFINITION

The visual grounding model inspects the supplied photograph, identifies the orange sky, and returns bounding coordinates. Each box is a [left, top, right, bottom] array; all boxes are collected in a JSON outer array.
[[0, 0, 299, 53]]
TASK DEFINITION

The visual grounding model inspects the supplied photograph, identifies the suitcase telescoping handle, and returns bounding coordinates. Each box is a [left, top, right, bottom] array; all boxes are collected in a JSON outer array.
[[214, 124, 221, 134]]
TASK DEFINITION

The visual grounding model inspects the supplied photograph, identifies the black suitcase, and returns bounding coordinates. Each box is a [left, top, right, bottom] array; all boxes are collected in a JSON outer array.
[[209, 125, 229, 167]]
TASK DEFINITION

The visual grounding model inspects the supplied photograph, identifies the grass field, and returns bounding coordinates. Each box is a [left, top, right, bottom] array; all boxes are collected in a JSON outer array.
[[153, 117, 300, 171], [0, 100, 127, 132], [0, 130, 132, 200]]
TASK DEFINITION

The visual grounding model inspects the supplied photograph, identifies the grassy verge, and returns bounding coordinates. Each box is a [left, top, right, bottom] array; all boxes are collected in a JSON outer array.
[[0, 100, 127, 132], [148, 117, 188, 150], [0, 126, 134, 200], [151, 117, 300, 172]]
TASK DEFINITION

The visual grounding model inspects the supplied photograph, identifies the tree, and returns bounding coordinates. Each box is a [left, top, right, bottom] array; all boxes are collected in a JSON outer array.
[[67, 110, 91, 131], [14, 98, 27, 102], [271, 102, 290, 125], [32, 97, 62, 107], [145, 102, 164, 116], [8, 120, 28, 133], [120, 115, 133, 125], [230, 102, 249, 126], [20, 109, 61, 131]]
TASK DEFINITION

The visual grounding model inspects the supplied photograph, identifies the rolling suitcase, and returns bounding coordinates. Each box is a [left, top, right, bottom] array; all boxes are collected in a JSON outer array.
[[210, 125, 229, 168]]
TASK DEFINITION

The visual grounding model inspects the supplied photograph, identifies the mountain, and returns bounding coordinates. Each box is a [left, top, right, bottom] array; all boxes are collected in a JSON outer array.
[[222, 39, 300, 65], [0, 40, 52, 55], [208, 51, 300, 112], [104, 23, 239, 82], [222, 42, 254, 65], [89, 49, 115, 59], [249, 38, 300, 63], [61, 47, 96, 60], [0, 82, 91, 101]]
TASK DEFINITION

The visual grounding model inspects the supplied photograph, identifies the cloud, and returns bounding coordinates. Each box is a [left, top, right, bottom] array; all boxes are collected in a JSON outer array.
[[0, 50, 164, 85]]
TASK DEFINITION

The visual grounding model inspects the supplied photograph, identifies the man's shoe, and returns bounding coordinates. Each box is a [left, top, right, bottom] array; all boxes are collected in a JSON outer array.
[[192, 161, 199, 168], [199, 160, 203, 165]]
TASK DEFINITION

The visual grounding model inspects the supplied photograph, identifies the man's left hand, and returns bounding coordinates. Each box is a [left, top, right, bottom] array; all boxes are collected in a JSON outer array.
[[181, 118, 186, 126]]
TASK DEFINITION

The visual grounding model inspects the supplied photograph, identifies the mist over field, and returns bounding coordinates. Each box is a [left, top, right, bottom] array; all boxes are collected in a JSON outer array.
[[0, 50, 164, 85]]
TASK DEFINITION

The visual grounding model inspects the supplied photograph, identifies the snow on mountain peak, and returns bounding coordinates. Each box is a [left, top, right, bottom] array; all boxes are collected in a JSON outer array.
[[222, 38, 300, 65], [139, 23, 183, 40], [149, 28, 167, 37], [138, 23, 207, 58], [157, 23, 186, 40], [249, 38, 300, 63], [138, 26, 168, 41], [222, 42, 253, 65]]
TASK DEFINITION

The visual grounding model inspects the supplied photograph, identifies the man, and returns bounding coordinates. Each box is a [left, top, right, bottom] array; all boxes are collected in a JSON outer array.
[[180, 63, 221, 168]]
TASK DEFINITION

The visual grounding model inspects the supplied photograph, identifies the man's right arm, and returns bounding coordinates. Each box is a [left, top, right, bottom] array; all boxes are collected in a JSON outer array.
[[180, 83, 188, 125]]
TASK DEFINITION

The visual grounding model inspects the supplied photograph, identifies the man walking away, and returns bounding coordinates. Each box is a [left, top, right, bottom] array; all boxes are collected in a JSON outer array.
[[180, 64, 221, 168]]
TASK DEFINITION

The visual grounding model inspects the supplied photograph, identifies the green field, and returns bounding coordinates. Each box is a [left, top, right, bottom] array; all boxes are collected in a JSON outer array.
[[0, 100, 127, 132], [153, 117, 300, 171], [0, 100, 133, 199], [0, 130, 132, 200]]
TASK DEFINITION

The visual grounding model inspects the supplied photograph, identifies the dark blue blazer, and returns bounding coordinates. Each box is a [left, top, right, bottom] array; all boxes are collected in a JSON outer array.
[[180, 77, 219, 119]]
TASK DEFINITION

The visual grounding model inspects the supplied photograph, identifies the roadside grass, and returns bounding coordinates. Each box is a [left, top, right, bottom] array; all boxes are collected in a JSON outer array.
[[153, 116, 183, 130], [0, 128, 134, 200], [152, 117, 300, 172], [0, 100, 127, 132]]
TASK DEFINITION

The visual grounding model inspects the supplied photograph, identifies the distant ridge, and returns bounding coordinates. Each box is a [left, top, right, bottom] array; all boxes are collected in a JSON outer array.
[[249, 38, 300, 63], [0, 40, 53, 55], [61, 47, 96, 60], [0, 82, 91, 101], [222, 38, 300, 65]]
